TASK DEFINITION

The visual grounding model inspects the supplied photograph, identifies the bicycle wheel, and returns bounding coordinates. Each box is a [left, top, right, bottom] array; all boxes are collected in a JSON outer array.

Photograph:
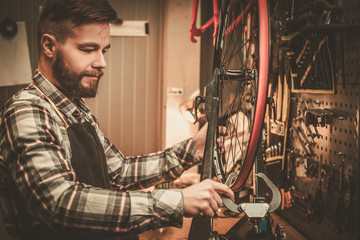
[[211, 0, 270, 191]]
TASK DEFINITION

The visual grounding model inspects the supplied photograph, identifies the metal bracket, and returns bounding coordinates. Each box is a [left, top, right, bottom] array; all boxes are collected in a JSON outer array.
[[240, 203, 269, 218], [256, 173, 281, 212], [221, 172, 281, 215]]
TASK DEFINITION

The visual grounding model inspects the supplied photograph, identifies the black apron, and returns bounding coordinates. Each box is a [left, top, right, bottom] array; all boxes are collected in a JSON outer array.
[[28, 83, 138, 240], [68, 120, 111, 189]]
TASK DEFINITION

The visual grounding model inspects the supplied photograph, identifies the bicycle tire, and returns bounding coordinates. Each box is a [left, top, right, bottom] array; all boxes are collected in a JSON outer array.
[[210, 0, 270, 192]]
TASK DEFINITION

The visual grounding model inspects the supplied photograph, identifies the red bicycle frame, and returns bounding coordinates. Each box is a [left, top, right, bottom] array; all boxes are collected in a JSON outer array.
[[190, 0, 253, 45], [189, 0, 219, 45]]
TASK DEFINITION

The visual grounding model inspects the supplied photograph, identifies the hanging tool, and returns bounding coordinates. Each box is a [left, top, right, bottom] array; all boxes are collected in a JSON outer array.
[[304, 108, 349, 127], [307, 124, 321, 139], [282, 72, 291, 123], [340, 32, 345, 89], [296, 126, 309, 145], [320, 37, 333, 89], [276, 74, 283, 121], [290, 187, 310, 201], [334, 153, 349, 234], [290, 127, 312, 156], [278, 142, 282, 156], [292, 199, 311, 221], [310, 154, 324, 223], [267, 97, 277, 124], [298, 124, 316, 149], [306, 124, 317, 139], [294, 116, 319, 140], [280, 188, 293, 210]]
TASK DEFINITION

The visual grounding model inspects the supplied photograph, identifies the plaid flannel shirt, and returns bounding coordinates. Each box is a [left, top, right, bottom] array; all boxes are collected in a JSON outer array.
[[0, 70, 200, 237]]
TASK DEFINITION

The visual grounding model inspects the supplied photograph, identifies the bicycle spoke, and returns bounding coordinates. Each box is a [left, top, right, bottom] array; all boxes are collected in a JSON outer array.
[[210, 0, 270, 191]]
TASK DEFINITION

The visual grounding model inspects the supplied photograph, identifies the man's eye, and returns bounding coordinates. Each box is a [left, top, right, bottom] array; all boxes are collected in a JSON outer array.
[[81, 49, 93, 53]]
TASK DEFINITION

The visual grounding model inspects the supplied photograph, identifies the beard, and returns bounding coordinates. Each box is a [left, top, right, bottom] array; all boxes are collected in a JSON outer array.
[[52, 50, 103, 98]]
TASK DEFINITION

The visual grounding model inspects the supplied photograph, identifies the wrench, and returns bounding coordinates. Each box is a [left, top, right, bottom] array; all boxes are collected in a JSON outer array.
[[297, 126, 310, 145], [290, 186, 310, 201], [291, 127, 311, 155]]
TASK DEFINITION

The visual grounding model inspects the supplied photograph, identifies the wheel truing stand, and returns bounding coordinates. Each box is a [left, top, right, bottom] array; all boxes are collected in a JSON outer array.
[[188, 66, 282, 239], [188, 128, 282, 240]]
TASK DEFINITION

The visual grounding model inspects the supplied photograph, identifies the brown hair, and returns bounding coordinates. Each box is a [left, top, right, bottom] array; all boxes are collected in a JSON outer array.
[[38, 0, 118, 51]]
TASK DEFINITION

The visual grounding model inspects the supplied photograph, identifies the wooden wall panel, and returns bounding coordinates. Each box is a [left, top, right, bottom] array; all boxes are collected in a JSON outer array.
[[0, 0, 45, 108], [162, 0, 201, 147], [86, 0, 164, 156]]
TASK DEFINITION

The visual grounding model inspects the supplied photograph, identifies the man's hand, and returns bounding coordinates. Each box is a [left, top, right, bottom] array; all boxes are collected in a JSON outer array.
[[192, 123, 227, 159], [182, 179, 234, 218]]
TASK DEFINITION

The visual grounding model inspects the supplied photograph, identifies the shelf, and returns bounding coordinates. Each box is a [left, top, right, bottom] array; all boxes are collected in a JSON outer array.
[[265, 156, 283, 164]]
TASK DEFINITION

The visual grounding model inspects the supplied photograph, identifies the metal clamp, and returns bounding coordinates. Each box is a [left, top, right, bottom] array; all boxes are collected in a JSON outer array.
[[221, 173, 281, 215]]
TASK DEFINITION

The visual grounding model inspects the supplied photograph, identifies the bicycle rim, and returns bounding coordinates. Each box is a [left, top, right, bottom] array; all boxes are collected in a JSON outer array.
[[213, 0, 270, 192]]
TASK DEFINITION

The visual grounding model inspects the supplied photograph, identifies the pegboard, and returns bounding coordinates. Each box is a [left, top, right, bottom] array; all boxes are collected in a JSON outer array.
[[281, 86, 360, 240], [273, 0, 360, 239]]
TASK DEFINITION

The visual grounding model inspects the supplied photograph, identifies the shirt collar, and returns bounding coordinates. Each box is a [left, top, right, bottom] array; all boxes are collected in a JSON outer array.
[[32, 70, 91, 119]]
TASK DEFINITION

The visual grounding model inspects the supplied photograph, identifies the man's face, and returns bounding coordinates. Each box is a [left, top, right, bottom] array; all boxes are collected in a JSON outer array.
[[52, 23, 111, 98]]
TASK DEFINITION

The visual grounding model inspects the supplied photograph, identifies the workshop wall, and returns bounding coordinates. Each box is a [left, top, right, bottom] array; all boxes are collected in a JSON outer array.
[[86, 0, 166, 156], [0, 0, 45, 110], [162, 0, 201, 148], [267, 0, 360, 239], [86, 0, 200, 155]]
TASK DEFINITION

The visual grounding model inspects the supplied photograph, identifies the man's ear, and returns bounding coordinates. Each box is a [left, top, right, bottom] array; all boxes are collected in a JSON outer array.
[[40, 34, 57, 58]]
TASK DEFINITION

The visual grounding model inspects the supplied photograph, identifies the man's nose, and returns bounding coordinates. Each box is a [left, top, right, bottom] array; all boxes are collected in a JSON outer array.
[[92, 51, 107, 69]]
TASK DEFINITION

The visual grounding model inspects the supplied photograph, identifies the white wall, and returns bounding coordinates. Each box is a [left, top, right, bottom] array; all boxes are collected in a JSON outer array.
[[87, 0, 201, 155], [87, 0, 164, 156], [162, 0, 201, 148]]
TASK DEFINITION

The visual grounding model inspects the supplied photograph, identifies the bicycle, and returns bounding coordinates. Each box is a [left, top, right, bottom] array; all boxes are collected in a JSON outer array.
[[188, 0, 282, 239]]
